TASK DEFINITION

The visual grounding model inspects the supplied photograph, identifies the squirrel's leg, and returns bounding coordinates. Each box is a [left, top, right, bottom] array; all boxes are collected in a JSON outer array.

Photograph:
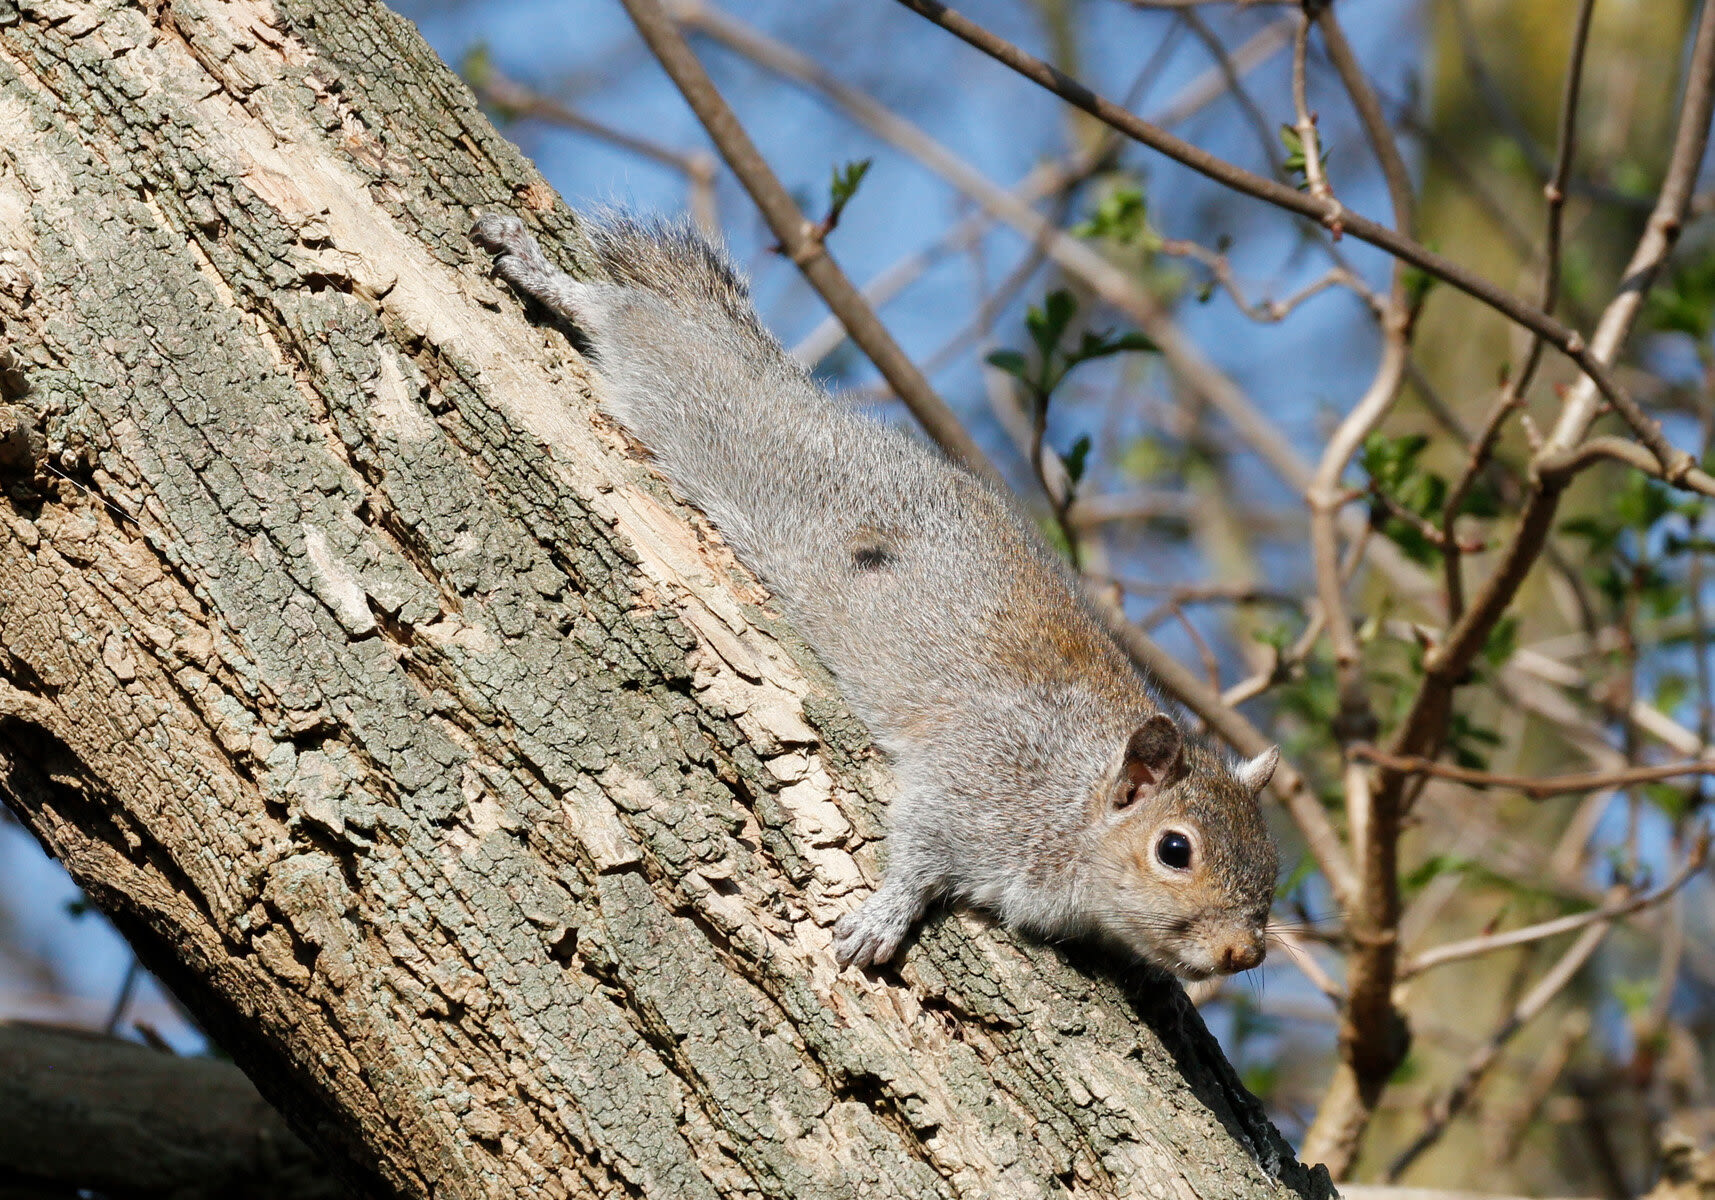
[[833, 798, 944, 968], [470, 213, 604, 328]]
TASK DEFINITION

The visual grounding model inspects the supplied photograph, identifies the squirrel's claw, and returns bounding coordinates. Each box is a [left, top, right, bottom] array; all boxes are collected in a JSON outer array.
[[833, 893, 918, 969]]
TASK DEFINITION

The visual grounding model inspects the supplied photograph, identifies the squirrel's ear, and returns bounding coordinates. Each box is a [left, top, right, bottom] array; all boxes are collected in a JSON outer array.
[[1235, 746, 1279, 795], [1116, 714, 1183, 811]]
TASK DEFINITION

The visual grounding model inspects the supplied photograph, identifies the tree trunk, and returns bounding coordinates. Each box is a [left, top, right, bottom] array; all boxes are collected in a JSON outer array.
[[0, 1, 1332, 1196], [0, 1021, 341, 1200]]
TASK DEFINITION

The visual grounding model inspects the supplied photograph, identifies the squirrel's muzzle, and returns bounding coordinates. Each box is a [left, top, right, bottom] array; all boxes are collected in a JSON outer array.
[[1216, 933, 1266, 975]]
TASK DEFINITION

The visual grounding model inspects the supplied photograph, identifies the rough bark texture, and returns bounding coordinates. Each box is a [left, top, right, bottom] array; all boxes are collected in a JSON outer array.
[[0, 1, 1335, 1197]]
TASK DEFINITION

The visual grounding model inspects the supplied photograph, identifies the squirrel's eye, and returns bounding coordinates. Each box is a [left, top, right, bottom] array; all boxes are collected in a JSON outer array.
[[1156, 831, 1193, 871]]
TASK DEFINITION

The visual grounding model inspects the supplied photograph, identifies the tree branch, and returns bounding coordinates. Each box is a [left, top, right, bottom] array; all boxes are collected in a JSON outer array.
[[0, 1022, 338, 1200], [1401, 830, 1709, 978], [890, 0, 1699, 483], [1350, 746, 1715, 800]]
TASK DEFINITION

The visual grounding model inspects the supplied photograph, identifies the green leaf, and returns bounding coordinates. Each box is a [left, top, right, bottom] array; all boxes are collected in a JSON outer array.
[[1561, 513, 1620, 552], [1064, 434, 1092, 486], [1377, 514, 1440, 566], [984, 349, 1029, 380], [1275, 853, 1319, 900], [1397, 470, 1448, 519], [462, 43, 496, 90], [1402, 853, 1474, 896], [1279, 123, 1328, 188], [1069, 328, 1159, 366], [1614, 474, 1674, 532], [1402, 262, 1437, 310], [1072, 185, 1157, 249], [1447, 711, 1502, 769], [1613, 977, 1656, 1018], [1644, 252, 1715, 341], [1459, 476, 1504, 519], [1480, 616, 1518, 669], [1027, 290, 1077, 359], [1241, 1063, 1282, 1100], [826, 158, 873, 227], [1654, 673, 1691, 716], [1360, 432, 1430, 494], [1121, 434, 1174, 482], [1643, 781, 1696, 820]]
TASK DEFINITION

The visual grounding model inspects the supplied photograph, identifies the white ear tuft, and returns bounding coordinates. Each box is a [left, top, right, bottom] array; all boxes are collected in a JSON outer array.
[[1235, 746, 1279, 794]]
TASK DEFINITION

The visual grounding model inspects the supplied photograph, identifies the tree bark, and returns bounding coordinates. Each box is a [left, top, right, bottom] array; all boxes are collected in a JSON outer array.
[[0, 1, 1333, 1197]]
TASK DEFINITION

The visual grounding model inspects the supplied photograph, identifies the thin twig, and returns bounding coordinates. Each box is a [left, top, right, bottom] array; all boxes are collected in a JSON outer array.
[[1385, 920, 1616, 1180], [1402, 829, 1710, 978], [103, 957, 142, 1037], [788, 15, 1197, 364], [1487, 1011, 1590, 1166], [891, 0, 1703, 484], [1351, 746, 1715, 800], [1289, 9, 1336, 208], [1181, 7, 1284, 178], [1159, 242, 1361, 321], [466, 67, 719, 230], [1536, 435, 1715, 496], [1440, 0, 1596, 620], [1271, 927, 1345, 1005], [1312, 3, 1416, 239]]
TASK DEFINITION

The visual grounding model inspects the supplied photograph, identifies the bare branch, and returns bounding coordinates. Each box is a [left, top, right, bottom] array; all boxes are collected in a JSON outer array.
[[1543, 0, 1715, 458], [1159, 241, 1363, 321], [1271, 928, 1345, 1005], [1181, 7, 1284, 179], [1384, 921, 1614, 1180], [1289, 9, 1336, 208], [1402, 831, 1710, 978], [1312, 3, 1416, 239], [1537, 435, 1715, 497], [1351, 746, 1715, 800], [890, 0, 1701, 482]]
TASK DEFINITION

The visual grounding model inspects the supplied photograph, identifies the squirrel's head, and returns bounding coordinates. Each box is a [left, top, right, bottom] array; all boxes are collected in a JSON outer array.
[[1085, 714, 1280, 980]]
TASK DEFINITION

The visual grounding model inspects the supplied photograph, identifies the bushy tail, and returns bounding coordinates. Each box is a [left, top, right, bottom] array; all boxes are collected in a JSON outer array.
[[580, 216, 756, 327]]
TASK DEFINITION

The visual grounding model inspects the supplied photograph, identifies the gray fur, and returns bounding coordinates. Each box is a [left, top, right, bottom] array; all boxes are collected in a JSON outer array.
[[471, 212, 1280, 978]]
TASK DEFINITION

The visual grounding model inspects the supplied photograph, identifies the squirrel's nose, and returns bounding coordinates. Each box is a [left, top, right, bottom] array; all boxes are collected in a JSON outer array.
[[1218, 936, 1266, 974]]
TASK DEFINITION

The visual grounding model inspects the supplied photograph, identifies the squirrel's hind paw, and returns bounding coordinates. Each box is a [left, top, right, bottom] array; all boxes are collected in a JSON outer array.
[[832, 890, 922, 969], [471, 213, 551, 279], [470, 212, 595, 327], [470, 212, 539, 261]]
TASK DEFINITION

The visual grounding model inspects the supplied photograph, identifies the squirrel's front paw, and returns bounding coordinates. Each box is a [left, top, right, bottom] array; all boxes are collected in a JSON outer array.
[[833, 893, 918, 969]]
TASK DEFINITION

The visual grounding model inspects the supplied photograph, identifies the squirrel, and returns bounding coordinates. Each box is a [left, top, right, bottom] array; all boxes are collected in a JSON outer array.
[[470, 211, 1281, 979]]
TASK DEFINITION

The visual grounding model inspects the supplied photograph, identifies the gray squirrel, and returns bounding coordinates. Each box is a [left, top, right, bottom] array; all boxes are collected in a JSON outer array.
[[470, 212, 1281, 979]]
